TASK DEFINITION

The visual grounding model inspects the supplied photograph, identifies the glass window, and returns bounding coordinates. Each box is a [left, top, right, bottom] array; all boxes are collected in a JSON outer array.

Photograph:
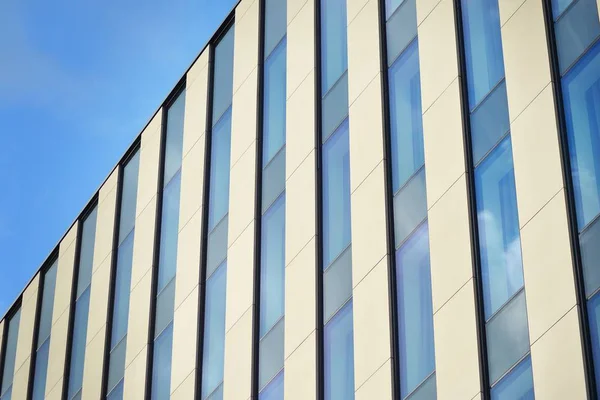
[[396, 223, 435, 398], [553, 0, 574, 18], [110, 231, 135, 347], [262, 150, 286, 215], [461, 0, 505, 109], [389, 40, 423, 191], [322, 72, 349, 142], [119, 150, 140, 243], [259, 371, 284, 400], [471, 81, 510, 165], [68, 288, 91, 399], [163, 91, 186, 187], [475, 137, 523, 318], [263, 41, 287, 166], [106, 380, 124, 400], [154, 279, 176, 338], [76, 207, 98, 299], [386, 0, 407, 18], [386, 0, 417, 67], [588, 293, 600, 390], [265, 0, 287, 59], [208, 108, 233, 231], [393, 168, 427, 247], [582, 217, 600, 296], [202, 264, 227, 399], [323, 121, 352, 267], [157, 172, 182, 292], [107, 338, 127, 394], [151, 323, 173, 400], [405, 373, 436, 400], [260, 196, 286, 336], [31, 340, 50, 400], [1, 309, 21, 397], [212, 27, 235, 123], [490, 356, 534, 400], [562, 41, 600, 229], [37, 261, 58, 347], [259, 319, 284, 390], [321, 0, 348, 95], [323, 246, 353, 323], [324, 301, 355, 400], [207, 216, 229, 279]]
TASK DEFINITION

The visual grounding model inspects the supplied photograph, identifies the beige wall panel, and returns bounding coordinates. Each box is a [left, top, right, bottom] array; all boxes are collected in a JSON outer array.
[[511, 85, 563, 227], [14, 275, 39, 372], [45, 378, 63, 400], [230, 69, 258, 168], [228, 143, 257, 248], [433, 279, 481, 400], [422, 79, 465, 207], [172, 370, 195, 400], [183, 50, 210, 158], [174, 210, 202, 310], [171, 287, 199, 395], [86, 253, 111, 345], [350, 163, 387, 286], [285, 237, 316, 358], [124, 269, 152, 368], [179, 136, 206, 231], [123, 346, 148, 400], [348, 0, 370, 23], [521, 191, 577, 343], [472, 393, 482, 400], [285, 331, 317, 400], [287, 71, 315, 179], [45, 308, 69, 395], [286, 152, 316, 264], [352, 258, 391, 389], [501, 0, 552, 122], [347, 0, 381, 104], [287, 0, 315, 97], [428, 175, 473, 312], [289, 0, 309, 23], [530, 306, 587, 399], [223, 309, 253, 400], [225, 221, 255, 333], [233, 0, 259, 95], [81, 324, 107, 400], [53, 224, 79, 325], [136, 112, 163, 219], [498, 0, 526, 26], [348, 75, 385, 193], [417, 0, 459, 112], [93, 184, 118, 273], [99, 169, 119, 205], [11, 358, 31, 400], [186, 48, 209, 92], [355, 360, 393, 400], [130, 197, 157, 290]]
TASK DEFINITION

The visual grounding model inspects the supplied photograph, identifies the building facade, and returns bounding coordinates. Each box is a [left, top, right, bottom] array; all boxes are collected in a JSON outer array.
[[1, 0, 600, 398]]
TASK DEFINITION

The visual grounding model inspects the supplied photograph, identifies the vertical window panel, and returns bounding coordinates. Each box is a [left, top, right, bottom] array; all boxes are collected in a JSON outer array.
[[163, 91, 186, 188], [212, 28, 235, 123], [264, 0, 286, 59], [263, 41, 287, 166], [490, 356, 534, 400], [110, 231, 135, 347], [258, 371, 283, 400], [386, 0, 417, 67], [151, 323, 174, 400], [31, 340, 50, 400], [76, 207, 98, 299], [157, 172, 182, 292], [321, 0, 348, 94], [324, 302, 355, 400], [118, 150, 141, 243], [0, 309, 21, 399], [208, 109, 233, 231], [471, 81, 510, 165]]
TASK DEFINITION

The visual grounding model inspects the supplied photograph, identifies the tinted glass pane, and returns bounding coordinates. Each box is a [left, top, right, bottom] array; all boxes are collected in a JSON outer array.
[[262, 150, 286, 214], [107, 337, 127, 393], [386, 0, 408, 18], [323, 121, 352, 267], [207, 216, 229, 279], [202, 264, 227, 399], [154, 278, 176, 338], [111, 231, 135, 347], [265, 0, 287, 59], [206, 384, 224, 400], [259, 319, 284, 390], [263, 41, 287, 166], [38, 260, 58, 347], [471, 81, 510, 164], [322, 73, 349, 142], [119, 150, 140, 243], [0, 387, 11, 400], [394, 168, 427, 247], [553, 0, 574, 18], [582, 217, 600, 296], [324, 301, 355, 400], [396, 224, 435, 397], [461, 0, 505, 108], [76, 207, 98, 298], [386, 0, 417, 67], [406, 373, 436, 400], [209, 108, 233, 231], [389, 40, 423, 191], [562, 42, 600, 229], [151, 323, 173, 400], [321, 0, 348, 94], [164, 91, 186, 187], [68, 288, 91, 398], [487, 290, 530, 384], [213, 27, 235, 123], [588, 293, 600, 390], [490, 356, 534, 400], [31, 339, 50, 400], [259, 371, 284, 400], [260, 196, 286, 335], [158, 173, 181, 291], [324, 246, 353, 323], [106, 380, 124, 400], [555, 0, 600, 74], [475, 138, 523, 317], [1, 310, 20, 395]]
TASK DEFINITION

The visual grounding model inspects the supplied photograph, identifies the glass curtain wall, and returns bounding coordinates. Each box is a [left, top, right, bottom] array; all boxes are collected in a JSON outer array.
[[105, 149, 141, 400], [384, 0, 436, 398], [30, 260, 58, 400], [459, 0, 534, 397], [258, 0, 287, 398], [201, 24, 235, 400], [549, 0, 600, 390], [319, 0, 355, 399], [0, 309, 21, 400], [149, 90, 186, 400], [67, 205, 98, 400]]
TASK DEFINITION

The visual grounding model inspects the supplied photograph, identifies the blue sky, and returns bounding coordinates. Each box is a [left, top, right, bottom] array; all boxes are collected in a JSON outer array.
[[0, 0, 238, 318]]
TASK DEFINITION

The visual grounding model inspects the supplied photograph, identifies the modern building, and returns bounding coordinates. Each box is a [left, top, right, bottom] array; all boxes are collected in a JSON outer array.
[[1, 0, 600, 398]]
